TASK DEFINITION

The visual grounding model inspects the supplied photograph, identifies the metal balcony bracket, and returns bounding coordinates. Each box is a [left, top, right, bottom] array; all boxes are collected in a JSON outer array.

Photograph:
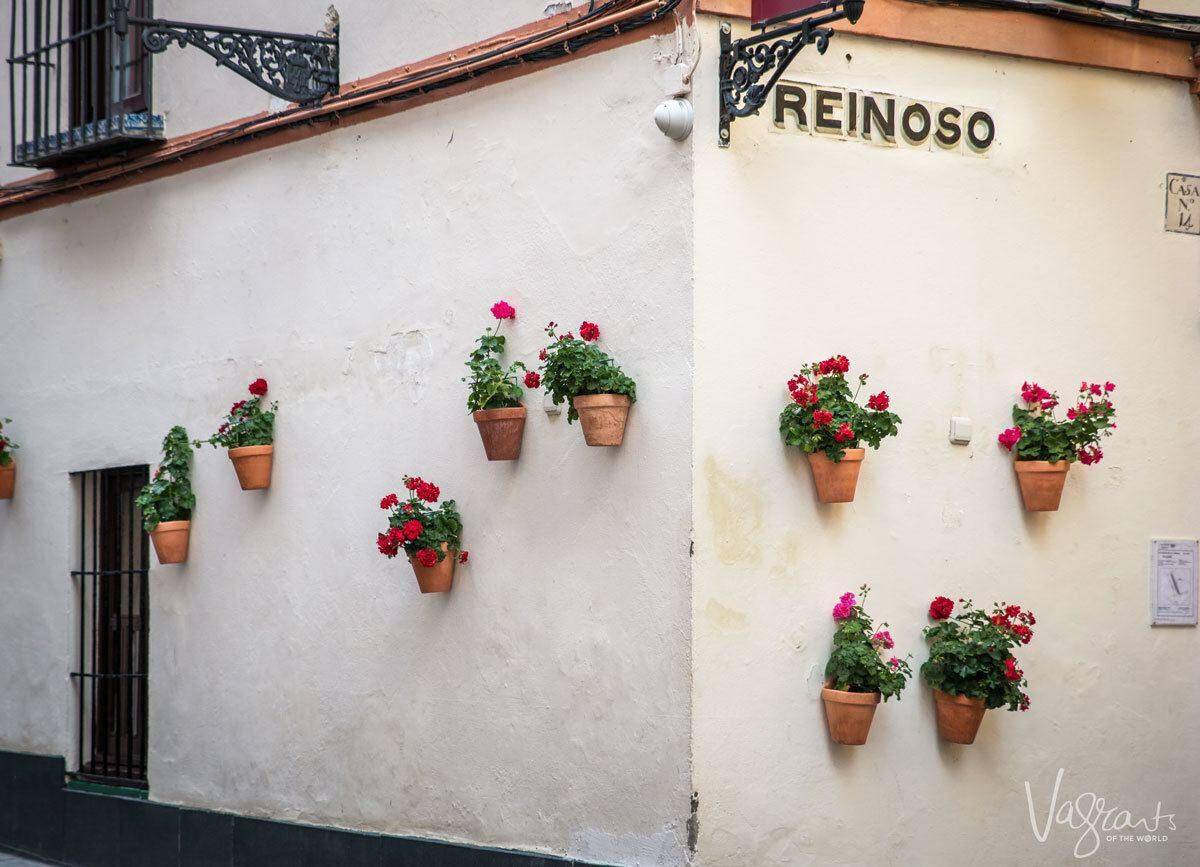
[[718, 1, 864, 147], [116, 2, 340, 104]]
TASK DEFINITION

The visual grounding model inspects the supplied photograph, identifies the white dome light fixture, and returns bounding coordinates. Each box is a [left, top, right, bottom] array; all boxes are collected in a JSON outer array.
[[654, 98, 694, 141]]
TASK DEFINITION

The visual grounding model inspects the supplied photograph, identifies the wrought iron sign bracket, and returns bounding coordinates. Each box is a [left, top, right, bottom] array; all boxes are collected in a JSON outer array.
[[114, 2, 340, 105], [718, 1, 864, 147]]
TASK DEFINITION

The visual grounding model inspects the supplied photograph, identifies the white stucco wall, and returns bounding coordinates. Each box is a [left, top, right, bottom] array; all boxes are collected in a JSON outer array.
[[691, 17, 1200, 867], [0, 35, 695, 864]]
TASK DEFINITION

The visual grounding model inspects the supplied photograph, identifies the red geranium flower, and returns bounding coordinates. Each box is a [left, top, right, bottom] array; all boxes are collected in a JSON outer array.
[[1004, 657, 1023, 681], [416, 481, 440, 503], [811, 409, 834, 428], [248, 378, 268, 397], [579, 321, 600, 342], [538, 349, 548, 362], [1020, 381, 1050, 405], [459, 551, 469, 564], [834, 423, 854, 443], [867, 391, 890, 412], [929, 596, 954, 620], [491, 300, 516, 320], [404, 476, 422, 491], [524, 371, 541, 389], [376, 529, 402, 559], [415, 548, 439, 568], [998, 426, 1022, 451], [817, 355, 850, 375], [380, 493, 399, 510], [402, 519, 424, 541]]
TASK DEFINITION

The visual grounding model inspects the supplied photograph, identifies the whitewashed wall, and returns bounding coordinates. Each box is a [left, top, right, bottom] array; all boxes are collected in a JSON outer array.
[[0, 35, 695, 864], [691, 18, 1200, 867]]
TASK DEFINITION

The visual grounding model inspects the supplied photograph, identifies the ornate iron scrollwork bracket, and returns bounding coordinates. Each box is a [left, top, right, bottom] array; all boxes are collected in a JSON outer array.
[[718, 1, 864, 147], [114, 1, 340, 104]]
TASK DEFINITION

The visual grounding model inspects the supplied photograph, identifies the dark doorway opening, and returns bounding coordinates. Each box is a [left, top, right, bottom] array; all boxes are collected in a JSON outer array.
[[73, 465, 150, 787]]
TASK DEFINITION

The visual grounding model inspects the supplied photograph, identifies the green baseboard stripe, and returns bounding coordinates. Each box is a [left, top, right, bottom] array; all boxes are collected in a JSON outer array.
[[64, 779, 149, 800], [0, 749, 606, 866]]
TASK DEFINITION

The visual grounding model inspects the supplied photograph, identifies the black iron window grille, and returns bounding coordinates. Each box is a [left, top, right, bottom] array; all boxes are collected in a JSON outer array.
[[8, 0, 161, 168], [71, 465, 150, 788]]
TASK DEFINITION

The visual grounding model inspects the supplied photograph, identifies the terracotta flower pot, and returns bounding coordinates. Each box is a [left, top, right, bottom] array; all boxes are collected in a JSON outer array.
[[409, 543, 456, 594], [150, 520, 191, 565], [807, 449, 865, 504], [822, 684, 881, 745], [473, 405, 527, 461], [572, 394, 631, 447], [228, 445, 274, 490], [0, 461, 14, 500], [932, 688, 987, 744], [1014, 460, 1069, 512]]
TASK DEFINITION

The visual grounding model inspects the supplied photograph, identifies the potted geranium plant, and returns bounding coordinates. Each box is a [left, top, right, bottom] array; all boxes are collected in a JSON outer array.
[[921, 595, 1034, 744], [0, 418, 18, 500], [779, 356, 901, 503], [194, 378, 277, 490], [822, 586, 912, 745], [463, 300, 535, 461], [535, 320, 636, 447], [998, 380, 1116, 511], [136, 426, 196, 565], [377, 475, 469, 594]]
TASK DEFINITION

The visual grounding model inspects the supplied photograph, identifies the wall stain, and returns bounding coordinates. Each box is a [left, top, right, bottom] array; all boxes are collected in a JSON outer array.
[[703, 456, 763, 565], [769, 530, 800, 581], [704, 599, 748, 635], [686, 792, 699, 854], [370, 329, 433, 403]]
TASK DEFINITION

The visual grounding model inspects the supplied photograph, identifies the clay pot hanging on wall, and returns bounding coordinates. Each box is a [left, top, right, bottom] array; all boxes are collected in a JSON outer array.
[[807, 449, 865, 504], [1014, 460, 1069, 512], [150, 520, 191, 565], [472, 406, 527, 461], [821, 684, 881, 745], [228, 445, 274, 490], [572, 394, 631, 447], [932, 688, 987, 744], [410, 543, 455, 594], [0, 461, 14, 500]]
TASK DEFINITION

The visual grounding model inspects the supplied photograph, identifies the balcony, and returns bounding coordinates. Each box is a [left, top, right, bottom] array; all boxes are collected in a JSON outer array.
[[8, 0, 162, 169]]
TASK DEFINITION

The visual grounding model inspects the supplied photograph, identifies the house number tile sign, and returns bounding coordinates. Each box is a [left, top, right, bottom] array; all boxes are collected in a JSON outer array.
[[1164, 173, 1200, 235], [1150, 539, 1198, 626]]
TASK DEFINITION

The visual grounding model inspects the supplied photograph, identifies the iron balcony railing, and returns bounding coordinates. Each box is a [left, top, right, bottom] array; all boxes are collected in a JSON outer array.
[[7, 0, 161, 168]]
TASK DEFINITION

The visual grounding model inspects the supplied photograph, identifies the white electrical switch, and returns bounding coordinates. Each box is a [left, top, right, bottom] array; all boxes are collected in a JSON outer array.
[[949, 417, 972, 445]]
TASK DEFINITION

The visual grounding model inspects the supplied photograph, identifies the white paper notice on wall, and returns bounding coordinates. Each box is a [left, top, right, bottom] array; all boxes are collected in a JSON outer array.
[[1149, 539, 1198, 626], [1164, 173, 1200, 235]]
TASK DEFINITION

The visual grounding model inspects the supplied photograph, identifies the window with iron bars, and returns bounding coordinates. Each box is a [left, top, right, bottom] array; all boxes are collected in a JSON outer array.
[[8, 0, 161, 168], [72, 465, 150, 787]]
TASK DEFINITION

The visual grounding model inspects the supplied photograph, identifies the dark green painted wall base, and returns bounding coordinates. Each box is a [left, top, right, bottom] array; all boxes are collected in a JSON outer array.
[[0, 750, 595, 866]]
